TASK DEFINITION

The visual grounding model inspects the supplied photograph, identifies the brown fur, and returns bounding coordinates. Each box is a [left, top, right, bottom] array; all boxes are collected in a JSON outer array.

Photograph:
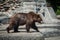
[[6, 12, 42, 33]]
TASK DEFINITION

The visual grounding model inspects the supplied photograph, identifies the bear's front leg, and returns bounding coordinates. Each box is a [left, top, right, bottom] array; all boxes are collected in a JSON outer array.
[[31, 22, 40, 32], [26, 24, 31, 33]]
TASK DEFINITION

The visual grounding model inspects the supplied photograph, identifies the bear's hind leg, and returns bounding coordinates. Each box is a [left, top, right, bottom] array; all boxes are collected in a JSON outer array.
[[14, 24, 19, 32], [6, 27, 10, 33], [6, 25, 13, 33]]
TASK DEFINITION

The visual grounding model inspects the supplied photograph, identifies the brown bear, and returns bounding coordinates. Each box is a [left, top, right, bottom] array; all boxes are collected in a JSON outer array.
[[6, 12, 42, 33]]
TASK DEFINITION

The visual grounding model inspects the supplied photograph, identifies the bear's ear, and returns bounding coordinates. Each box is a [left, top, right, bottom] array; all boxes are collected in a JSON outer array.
[[29, 11, 36, 14], [28, 12, 35, 16], [36, 14, 40, 17], [29, 11, 35, 13]]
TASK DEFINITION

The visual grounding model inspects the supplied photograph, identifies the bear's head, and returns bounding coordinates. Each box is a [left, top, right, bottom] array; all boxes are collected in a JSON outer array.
[[28, 12, 42, 23]]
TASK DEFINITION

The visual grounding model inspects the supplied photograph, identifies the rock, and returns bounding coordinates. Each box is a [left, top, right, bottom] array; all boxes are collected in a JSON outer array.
[[0, 32, 44, 40]]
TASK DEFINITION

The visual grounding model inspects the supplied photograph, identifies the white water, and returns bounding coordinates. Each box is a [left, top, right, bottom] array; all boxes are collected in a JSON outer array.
[[38, 6, 60, 24]]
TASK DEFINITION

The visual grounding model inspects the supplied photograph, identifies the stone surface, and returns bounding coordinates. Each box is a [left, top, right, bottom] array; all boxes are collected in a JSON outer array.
[[0, 24, 60, 40], [45, 36, 60, 40], [0, 32, 44, 40], [0, 24, 60, 37]]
